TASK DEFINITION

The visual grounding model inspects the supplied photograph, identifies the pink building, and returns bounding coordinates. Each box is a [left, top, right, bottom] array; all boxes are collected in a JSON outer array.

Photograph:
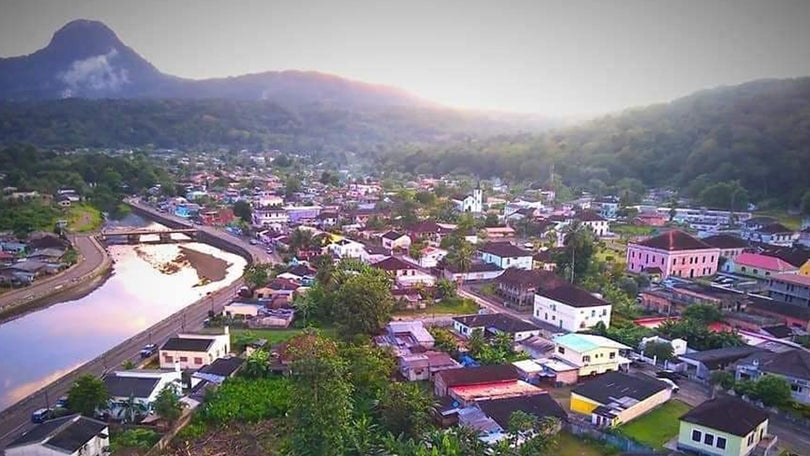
[[626, 230, 720, 279]]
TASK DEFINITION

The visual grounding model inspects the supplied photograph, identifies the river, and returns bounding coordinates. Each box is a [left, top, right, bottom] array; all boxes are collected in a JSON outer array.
[[0, 214, 247, 411]]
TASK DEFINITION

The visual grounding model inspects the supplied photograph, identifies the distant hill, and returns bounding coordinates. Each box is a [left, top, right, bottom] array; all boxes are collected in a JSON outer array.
[[0, 19, 430, 109], [379, 77, 810, 207]]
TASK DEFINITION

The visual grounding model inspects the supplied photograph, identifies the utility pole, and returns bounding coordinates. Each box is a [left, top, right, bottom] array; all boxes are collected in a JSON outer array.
[[570, 241, 575, 284]]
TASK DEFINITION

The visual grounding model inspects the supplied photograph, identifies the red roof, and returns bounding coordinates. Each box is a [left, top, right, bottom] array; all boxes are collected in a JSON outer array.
[[634, 230, 714, 252], [734, 252, 796, 272], [770, 273, 810, 287]]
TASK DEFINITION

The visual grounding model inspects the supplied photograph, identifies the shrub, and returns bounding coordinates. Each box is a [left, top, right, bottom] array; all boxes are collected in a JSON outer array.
[[198, 377, 292, 424]]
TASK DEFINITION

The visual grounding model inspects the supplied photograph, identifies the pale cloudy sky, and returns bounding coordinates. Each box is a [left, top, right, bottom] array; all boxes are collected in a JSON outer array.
[[1, 0, 809, 115]]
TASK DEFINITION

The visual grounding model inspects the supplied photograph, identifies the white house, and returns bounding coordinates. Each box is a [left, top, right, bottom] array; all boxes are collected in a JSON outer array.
[[381, 231, 411, 250], [405, 246, 448, 269], [452, 313, 541, 342], [533, 284, 612, 332], [576, 211, 610, 237], [453, 188, 484, 214], [159, 329, 231, 370], [328, 238, 367, 259], [479, 242, 533, 271], [103, 369, 183, 419], [5, 414, 109, 456], [252, 206, 289, 227]]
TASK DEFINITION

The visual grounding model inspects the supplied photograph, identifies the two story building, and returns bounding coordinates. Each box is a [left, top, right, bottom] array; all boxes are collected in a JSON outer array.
[[626, 230, 721, 279], [159, 329, 230, 370], [736, 349, 810, 405], [552, 333, 630, 378], [380, 231, 411, 251], [533, 284, 612, 332], [495, 268, 566, 310], [702, 234, 749, 260], [768, 272, 810, 307]]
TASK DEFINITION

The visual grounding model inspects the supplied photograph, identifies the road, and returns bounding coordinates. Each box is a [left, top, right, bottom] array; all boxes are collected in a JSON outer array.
[[0, 203, 276, 450], [0, 235, 109, 314]]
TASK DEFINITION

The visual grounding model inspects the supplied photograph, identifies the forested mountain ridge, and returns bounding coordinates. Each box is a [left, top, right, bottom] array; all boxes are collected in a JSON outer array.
[[377, 77, 810, 207], [0, 19, 429, 109]]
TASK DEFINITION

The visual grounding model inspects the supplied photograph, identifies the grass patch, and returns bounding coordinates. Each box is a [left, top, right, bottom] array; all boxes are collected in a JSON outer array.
[[221, 327, 338, 352], [611, 224, 655, 237], [395, 297, 480, 316], [66, 203, 102, 232], [618, 400, 691, 449], [552, 431, 619, 456], [755, 211, 803, 231]]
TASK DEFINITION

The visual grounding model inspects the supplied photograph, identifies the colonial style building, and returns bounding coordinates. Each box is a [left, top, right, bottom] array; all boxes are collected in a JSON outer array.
[[626, 230, 721, 279], [534, 284, 612, 332]]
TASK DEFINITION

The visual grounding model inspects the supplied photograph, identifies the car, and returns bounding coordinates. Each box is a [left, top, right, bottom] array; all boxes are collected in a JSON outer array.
[[658, 378, 680, 393], [139, 343, 158, 358], [655, 371, 681, 383], [54, 396, 69, 409], [249, 239, 258, 245], [31, 408, 53, 423], [266, 247, 274, 254]]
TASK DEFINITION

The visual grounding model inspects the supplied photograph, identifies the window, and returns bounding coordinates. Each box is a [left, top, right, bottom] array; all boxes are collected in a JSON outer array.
[[791, 384, 803, 392], [164, 355, 173, 363], [609, 352, 616, 359], [194, 357, 203, 365], [591, 310, 596, 317], [558, 346, 565, 354], [716, 437, 726, 449], [179, 356, 188, 362], [748, 434, 754, 446], [692, 430, 702, 442], [582, 355, 591, 363], [704, 433, 714, 446]]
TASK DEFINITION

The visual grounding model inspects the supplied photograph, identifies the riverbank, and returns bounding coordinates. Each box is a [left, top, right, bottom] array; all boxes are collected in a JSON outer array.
[[180, 245, 230, 283], [0, 235, 111, 323]]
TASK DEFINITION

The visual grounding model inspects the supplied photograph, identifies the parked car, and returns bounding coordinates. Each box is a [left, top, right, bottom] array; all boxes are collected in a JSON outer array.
[[658, 378, 680, 393], [249, 239, 258, 245], [656, 370, 682, 383], [139, 343, 158, 358], [54, 396, 69, 409], [31, 408, 53, 423]]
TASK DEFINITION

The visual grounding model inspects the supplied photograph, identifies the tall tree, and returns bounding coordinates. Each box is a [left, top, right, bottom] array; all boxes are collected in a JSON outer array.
[[67, 374, 109, 417], [232, 200, 252, 223], [288, 332, 353, 456], [153, 385, 184, 423], [377, 382, 435, 439], [332, 268, 394, 338]]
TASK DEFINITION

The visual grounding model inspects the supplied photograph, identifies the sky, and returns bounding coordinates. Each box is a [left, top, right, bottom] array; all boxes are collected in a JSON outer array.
[[1, 0, 809, 116]]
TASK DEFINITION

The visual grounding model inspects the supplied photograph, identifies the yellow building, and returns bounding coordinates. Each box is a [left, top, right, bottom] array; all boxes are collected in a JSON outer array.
[[678, 397, 773, 456], [552, 333, 630, 377], [799, 259, 810, 276], [570, 371, 672, 427]]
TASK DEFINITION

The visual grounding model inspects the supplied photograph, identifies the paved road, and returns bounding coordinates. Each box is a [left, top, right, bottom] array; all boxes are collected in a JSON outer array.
[[0, 235, 109, 313], [0, 203, 276, 450]]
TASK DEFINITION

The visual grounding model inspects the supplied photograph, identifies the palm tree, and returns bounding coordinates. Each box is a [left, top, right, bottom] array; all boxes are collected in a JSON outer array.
[[447, 240, 474, 273]]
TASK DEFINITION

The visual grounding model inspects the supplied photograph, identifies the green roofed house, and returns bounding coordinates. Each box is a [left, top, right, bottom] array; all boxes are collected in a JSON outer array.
[[677, 396, 775, 456]]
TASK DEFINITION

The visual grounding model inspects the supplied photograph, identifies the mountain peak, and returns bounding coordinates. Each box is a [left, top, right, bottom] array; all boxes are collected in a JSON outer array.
[[46, 19, 124, 57]]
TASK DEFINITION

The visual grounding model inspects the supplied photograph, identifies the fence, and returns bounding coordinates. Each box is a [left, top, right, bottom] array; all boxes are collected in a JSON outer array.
[[145, 409, 195, 456], [567, 421, 655, 454]]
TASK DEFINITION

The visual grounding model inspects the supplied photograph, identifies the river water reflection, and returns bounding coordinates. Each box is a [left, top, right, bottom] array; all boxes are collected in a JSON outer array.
[[0, 215, 246, 411]]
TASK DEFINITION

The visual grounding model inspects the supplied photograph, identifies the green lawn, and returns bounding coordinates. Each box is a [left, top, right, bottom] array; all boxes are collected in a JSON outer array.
[[553, 432, 619, 456], [618, 400, 691, 449], [611, 224, 655, 237], [66, 203, 102, 233], [395, 297, 480, 316]]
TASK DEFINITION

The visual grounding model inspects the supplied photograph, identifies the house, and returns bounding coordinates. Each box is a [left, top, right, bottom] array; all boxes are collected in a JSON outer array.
[[571, 371, 672, 427], [452, 313, 541, 342], [408, 220, 454, 244], [483, 226, 516, 239], [798, 227, 810, 249], [479, 242, 533, 271], [252, 206, 289, 227], [721, 252, 797, 279], [442, 261, 504, 282], [254, 277, 300, 300], [192, 356, 245, 385], [743, 294, 810, 331], [399, 351, 461, 381], [743, 222, 797, 247], [459, 394, 567, 443], [678, 345, 763, 381], [594, 198, 619, 221], [626, 230, 721, 279], [453, 187, 484, 214], [278, 264, 317, 285], [315, 211, 339, 228], [736, 349, 810, 404], [4, 414, 109, 456], [552, 333, 631, 378], [703, 234, 749, 261], [534, 284, 612, 332], [103, 369, 183, 419], [634, 211, 668, 227], [767, 272, 810, 307], [328, 238, 366, 259], [385, 321, 435, 350], [678, 397, 771, 456], [159, 329, 231, 370], [405, 246, 447, 269], [532, 248, 562, 271], [373, 256, 434, 286], [576, 210, 610, 237], [380, 231, 411, 250], [434, 364, 518, 397], [495, 268, 566, 310]]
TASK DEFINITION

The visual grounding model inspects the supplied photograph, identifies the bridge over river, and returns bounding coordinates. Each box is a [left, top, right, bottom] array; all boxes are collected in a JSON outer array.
[[100, 228, 198, 243]]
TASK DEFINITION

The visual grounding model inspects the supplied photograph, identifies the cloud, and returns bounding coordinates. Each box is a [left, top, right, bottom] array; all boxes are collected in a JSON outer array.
[[58, 49, 129, 95]]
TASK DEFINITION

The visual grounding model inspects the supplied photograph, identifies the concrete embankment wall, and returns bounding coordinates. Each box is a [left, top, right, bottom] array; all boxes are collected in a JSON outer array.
[[126, 203, 254, 265]]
